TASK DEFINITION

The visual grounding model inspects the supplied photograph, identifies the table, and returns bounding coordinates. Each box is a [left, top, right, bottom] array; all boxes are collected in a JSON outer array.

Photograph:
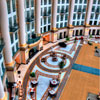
[[48, 89, 56, 97]]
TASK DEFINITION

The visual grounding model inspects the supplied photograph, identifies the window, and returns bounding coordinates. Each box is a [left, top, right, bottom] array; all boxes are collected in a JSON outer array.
[[48, 25, 50, 31], [44, 26, 46, 32], [27, 24, 30, 31], [92, 6, 95, 12], [7, 0, 11, 14], [94, 21, 97, 25], [16, 43, 19, 51], [48, 17, 50, 23], [57, 15, 59, 21], [49, 0, 51, 4], [84, 0, 87, 3], [89, 21, 92, 25], [75, 0, 78, 3], [9, 17, 12, 27], [12, 0, 16, 12], [62, 0, 65, 3], [14, 15, 17, 25], [90, 14, 94, 19], [44, 18, 46, 25], [82, 13, 85, 19], [10, 34, 14, 44], [73, 14, 76, 19], [58, 0, 60, 4], [93, 0, 96, 4], [31, 0, 34, 7], [61, 15, 63, 21], [74, 5, 77, 12], [12, 46, 15, 56], [26, 0, 29, 8], [57, 6, 60, 13], [44, 0, 47, 5], [80, 0, 83, 3], [15, 32, 18, 40]]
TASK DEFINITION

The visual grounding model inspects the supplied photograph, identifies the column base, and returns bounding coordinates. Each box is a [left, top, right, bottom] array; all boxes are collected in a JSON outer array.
[[68, 28, 74, 38], [0, 92, 7, 100], [51, 32, 57, 42]]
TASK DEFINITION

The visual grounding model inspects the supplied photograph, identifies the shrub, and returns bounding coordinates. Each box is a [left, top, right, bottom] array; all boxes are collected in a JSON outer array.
[[30, 72, 35, 77], [89, 34, 92, 38], [66, 37, 70, 41], [59, 61, 65, 69]]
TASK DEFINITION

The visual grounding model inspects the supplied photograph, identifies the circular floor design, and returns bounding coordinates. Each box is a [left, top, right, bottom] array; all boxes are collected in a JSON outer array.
[[39, 52, 71, 71]]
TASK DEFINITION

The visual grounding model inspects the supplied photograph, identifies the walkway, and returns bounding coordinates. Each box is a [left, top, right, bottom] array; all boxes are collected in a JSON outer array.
[[72, 63, 100, 76]]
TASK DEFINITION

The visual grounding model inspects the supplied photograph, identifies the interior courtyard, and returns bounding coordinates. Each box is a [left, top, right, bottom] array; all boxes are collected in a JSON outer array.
[[0, 0, 100, 100]]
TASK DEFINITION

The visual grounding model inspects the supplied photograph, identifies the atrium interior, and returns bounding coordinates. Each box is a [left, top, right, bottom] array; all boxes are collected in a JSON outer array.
[[0, 0, 100, 100]]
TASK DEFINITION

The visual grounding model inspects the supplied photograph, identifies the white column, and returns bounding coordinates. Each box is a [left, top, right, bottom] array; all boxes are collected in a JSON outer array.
[[35, 0, 41, 34], [85, 0, 93, 25], [0, 77, 4, 99], [68, 0, 75, 26], [17, 0, 26, 47], [0, 0, 13, 65], [51, 0, 58, 31]]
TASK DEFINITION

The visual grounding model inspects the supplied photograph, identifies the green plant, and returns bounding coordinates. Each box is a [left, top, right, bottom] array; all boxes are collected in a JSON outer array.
[[89, 34, 92, 38], [66, 37, 70, 41], [30, 72, 35, 77], [59, 61, 65, 69], [74, 40, 76, 43], [95, 46, 98, 49]]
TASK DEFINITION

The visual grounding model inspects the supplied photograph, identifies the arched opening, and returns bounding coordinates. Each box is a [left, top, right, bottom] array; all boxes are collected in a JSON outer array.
[[96, 30, 100, 35], [75, 30, 78, 36], [89, 30, 91, 35], [59, 33, 62, 39], [29, 47, 38, 59], [64, 32, 66, 38], [80, 30, 83, 36], [92, 30, 95, 35]]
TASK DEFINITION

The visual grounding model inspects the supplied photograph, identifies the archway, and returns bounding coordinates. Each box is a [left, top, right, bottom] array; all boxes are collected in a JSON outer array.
[[59, 33, 62, 39]]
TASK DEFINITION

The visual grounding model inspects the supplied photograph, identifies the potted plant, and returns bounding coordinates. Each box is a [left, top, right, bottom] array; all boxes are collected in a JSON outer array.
[[89, 34, 92, 38], [30, 72, 36, 80], [66, 36, 70, 42], [59, 61, 65, 69]]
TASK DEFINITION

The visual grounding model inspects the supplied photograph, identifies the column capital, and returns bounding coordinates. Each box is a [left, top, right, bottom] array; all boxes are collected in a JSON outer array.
[[5, 60, 15, 68], [51, 27, 58, 32], [67, 24, 74, 29]]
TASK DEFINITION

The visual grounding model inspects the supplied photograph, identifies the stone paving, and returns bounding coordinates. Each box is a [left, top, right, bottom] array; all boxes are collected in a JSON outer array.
[[22, 40, 82, 100]]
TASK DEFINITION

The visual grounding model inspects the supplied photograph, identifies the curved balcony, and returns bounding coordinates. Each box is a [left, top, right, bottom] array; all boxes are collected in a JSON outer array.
[[27, 36, 41, 45]]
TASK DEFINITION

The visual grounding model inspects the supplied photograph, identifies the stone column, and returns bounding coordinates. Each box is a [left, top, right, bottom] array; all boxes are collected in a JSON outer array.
[[0, 0, 15, 83], [51, 0, 58, 42], [0, 77, 4, 99], [17, 0, 28, 64], [68, 0, 75, 27], [84, 0, 93, 36], [35, 0, 41, 35], [85, 0, 93, 26], [68, 0, 75, 38], [51, 0, 58, 31]]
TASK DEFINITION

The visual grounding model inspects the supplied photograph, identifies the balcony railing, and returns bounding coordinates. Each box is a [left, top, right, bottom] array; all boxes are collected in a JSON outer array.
[[9, 24, 19, 33], [43, 11, 51, 17], [0, 37, 5, 53], [26, 17, 34, 23], [27, 36, 41, 44]]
